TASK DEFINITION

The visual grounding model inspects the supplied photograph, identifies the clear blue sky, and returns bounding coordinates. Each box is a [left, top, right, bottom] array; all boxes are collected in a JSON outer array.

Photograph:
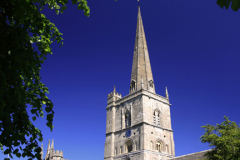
[[2, 0, 240, 160]]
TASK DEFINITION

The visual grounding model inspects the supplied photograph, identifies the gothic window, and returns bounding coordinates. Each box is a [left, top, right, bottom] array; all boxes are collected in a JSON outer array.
[[125, 141, 133, 153], [114, 147, 117, 155], [125, 110, 131, 128], [157, 115, 160, 126], [156, 141, 162, 152]]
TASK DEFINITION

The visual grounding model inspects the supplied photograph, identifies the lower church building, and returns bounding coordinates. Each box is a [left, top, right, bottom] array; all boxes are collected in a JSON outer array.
[[104, 5, 208, 160], [41, 139, 67, 160]]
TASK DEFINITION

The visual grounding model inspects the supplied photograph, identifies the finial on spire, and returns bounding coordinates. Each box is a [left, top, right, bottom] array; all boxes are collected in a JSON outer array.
[[113, 86, 116, 93], [165, 87, 169, 99]]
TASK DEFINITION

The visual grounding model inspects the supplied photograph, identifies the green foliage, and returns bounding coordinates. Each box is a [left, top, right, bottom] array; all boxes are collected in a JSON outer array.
[[0, 0, 89, 159], [200, 116, 240, 160], [217, 0, 240, 11]]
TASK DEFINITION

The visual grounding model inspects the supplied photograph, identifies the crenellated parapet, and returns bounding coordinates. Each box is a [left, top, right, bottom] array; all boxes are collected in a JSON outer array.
[[43, 139, 67, 160], [52, 150, 64, 158], [107, 86, 122, 105]]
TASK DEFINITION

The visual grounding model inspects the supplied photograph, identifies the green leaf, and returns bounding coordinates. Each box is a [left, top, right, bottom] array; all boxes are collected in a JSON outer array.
[[4, 149, 11, 154], [16, 153, 21, 158], [32, 116, 36, 121]]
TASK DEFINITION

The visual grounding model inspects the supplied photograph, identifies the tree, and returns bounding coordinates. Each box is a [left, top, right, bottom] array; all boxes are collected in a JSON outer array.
[[200, 116, 240, 160], [0, 0, 89, 159], [217, 0, 240, 11]]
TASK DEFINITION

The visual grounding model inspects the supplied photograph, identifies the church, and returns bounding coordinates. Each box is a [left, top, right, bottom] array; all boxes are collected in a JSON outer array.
[[103, 5, 208, 160], [40, 4, 209, 160]]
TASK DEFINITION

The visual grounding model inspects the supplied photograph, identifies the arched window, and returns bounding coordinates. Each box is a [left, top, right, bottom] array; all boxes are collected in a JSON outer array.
[[125, 110, 131, 128], [156, 141, 162, 152], [114, 147, 117, 155], [125, 140, 133, 153]]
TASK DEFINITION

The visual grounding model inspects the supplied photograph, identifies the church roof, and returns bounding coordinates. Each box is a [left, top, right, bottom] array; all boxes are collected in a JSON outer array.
[[130, 6, 155, 94]]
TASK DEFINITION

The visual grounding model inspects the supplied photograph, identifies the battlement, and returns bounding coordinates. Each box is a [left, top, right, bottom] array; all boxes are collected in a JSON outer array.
[[107, 86, 122, 105], [52, 150, 63, 157], [43, 139, 66, 160]]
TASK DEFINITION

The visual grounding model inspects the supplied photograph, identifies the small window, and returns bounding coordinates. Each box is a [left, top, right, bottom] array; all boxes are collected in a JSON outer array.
[[130, 80, 136, 92], [115, 147, 117, 155], [148, 80, 154, 88]]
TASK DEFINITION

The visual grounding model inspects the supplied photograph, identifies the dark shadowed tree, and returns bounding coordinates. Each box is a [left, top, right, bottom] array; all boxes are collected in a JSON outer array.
[[217, 0, 240, 11], [0, 0, 89, 159], [200, 116, 240, 160]]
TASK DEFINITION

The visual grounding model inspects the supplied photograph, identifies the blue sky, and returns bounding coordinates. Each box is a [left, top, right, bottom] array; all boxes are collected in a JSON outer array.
[[2, 0, 240, 160]]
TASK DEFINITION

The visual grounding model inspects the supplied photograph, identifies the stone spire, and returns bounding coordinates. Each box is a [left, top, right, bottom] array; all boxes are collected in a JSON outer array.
[[130, 6, 155, 94]]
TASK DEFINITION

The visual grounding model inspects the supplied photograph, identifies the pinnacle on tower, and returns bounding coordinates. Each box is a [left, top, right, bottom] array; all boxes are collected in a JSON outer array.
[[47, 139, 50, 150], [41, 144, 43, 160], [113, 86, 116, 93], [165, 87, 169, 99], [51, 139, 54, 150], [130, 6, 155, 94]]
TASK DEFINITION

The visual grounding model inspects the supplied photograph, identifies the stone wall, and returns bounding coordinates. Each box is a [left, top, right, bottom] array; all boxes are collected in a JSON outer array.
[[169, 150, 210, 160]]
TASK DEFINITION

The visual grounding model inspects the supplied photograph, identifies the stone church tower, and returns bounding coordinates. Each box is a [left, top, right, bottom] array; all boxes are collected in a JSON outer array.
[[104, 6, 175, 160]]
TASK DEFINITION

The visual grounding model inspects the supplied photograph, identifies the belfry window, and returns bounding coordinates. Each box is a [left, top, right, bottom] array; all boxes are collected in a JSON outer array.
[[154, 110, 160, 126], [156, 141, 162, 152], [130, 80, 136, 92], [153, 113, 156, 125], [125, 111, 131, 128]]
